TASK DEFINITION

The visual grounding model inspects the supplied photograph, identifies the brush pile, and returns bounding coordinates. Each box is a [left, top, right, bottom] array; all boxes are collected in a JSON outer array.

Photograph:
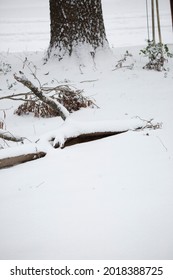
[[15, 85, 95, 118]]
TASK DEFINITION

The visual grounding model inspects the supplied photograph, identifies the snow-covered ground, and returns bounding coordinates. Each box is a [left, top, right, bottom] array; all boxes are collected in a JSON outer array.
[[0, 0, 173, 260]]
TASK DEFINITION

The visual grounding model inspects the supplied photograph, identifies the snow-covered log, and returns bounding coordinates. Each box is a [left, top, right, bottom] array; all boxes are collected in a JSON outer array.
[[38, 118, 148, 148], [56, 130, 127, 148], [0, 117, 161, 169], [0, 144, 46, 169], [14, 74, 70, 121], [0, 152, 46, 169]]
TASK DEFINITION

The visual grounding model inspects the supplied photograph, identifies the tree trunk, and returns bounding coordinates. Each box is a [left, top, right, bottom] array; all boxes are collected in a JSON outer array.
[[170, 0, 173, 29], [155, 0, 162, 44], [47, 0, 108, 60], [151, 0, 156, 44]]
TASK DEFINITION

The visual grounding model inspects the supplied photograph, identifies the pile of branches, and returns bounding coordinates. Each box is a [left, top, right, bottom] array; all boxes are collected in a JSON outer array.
[[15, 98, 56, 118], [15, 85, 95, 118]]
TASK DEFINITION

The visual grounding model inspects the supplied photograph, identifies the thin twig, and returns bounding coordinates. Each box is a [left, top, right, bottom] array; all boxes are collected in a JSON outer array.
[[0, 129, 25, 142], [134, 116, 162, 130], [15, 56, 42, 88], [80, 79, 99, 83], [26, 62, 42, 88], [156, 136, 168, 152], [0, 92, 32, 101]]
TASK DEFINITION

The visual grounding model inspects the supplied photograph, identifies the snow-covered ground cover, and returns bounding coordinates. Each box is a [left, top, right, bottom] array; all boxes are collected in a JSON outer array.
[[0, 0, 173, 260]]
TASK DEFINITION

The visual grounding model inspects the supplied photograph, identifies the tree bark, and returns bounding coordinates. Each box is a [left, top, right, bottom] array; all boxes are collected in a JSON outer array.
[[151, 0, 156, 44], [47, 0, 108, 59], [156, 0, 162, 44], [170, 0, 173, 29], [0, 152, 46, 169]]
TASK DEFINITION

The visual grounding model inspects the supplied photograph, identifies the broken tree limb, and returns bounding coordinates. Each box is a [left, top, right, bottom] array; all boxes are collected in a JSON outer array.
[[38, 118, 149, 148], [55, 130, 127, 148], [14, 74, 70, 121], [0, 118, 162, 169], [0, 129, 25, 142], [0, 152, 46, 169], [0, 144, 46, 169]]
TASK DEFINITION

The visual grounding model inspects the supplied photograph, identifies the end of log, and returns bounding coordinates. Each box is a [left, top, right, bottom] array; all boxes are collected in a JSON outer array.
[[0, 151, 46, 169]]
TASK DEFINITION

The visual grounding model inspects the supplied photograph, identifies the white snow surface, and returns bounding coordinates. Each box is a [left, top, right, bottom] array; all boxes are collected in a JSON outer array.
[[0, 0, 173, 260]]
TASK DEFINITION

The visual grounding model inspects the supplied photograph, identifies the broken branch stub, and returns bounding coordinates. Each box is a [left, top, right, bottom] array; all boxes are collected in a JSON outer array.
[[14, 85, 95, 118]]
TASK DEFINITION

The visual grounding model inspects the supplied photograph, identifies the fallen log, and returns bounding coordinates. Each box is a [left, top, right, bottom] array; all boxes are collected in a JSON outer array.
[[0, 144, 46, 169], [54, 130, 127, 148], [0, 130, 126, 169], [0, 118, 161, 169], [44, 118, 146, 148], [0, 152, 46, 169]]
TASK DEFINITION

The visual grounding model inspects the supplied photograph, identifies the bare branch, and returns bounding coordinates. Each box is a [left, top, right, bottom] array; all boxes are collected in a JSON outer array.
[[7, 98, 29, 102], [80, 79, 99, 84], [134, 116, 162, 130], [156, 136, 168, 152], [0, 129, 25, 142], [25, 61, 42, 88], [0, 92, 31, 101]]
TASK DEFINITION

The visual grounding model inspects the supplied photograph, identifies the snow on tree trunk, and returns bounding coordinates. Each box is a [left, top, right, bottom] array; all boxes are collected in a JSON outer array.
[[47, 0, 109, 60]]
